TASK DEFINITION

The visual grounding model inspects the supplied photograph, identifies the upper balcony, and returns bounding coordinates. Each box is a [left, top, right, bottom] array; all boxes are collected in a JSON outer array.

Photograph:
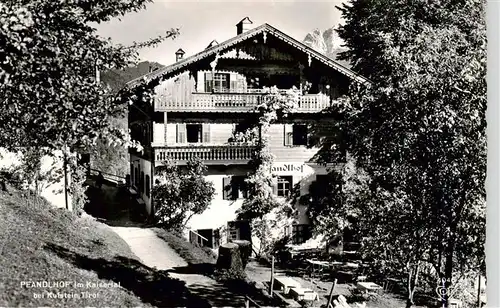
[[154, 89, 332, 113]]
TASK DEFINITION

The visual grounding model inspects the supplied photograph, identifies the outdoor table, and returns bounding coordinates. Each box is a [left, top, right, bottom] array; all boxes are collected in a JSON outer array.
[[344, 262, 359, 269], [306, 259, 331, 277], [356, 282, 383, 295], [289, 287, 318, 301], [273, 276, 301, 295]]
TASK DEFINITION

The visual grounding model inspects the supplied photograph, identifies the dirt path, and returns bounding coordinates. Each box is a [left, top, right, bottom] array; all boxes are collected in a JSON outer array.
[[111, 227, 246, 307]]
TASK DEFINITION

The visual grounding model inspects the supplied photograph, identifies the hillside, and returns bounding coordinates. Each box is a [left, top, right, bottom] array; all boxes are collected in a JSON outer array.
[[0, 189, 189, 307], [101, 61, 165, 93]]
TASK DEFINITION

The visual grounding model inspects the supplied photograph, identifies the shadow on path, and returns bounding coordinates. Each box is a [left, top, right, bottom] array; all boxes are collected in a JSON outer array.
[[84, 179, 149, 228], [44, 242, 211, 308], [167, 263, 283, 307]]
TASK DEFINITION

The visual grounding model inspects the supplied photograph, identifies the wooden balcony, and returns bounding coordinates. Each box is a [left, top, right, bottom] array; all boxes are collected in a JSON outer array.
[[154, 91, 332, 113], [154, 145, 256, 165]]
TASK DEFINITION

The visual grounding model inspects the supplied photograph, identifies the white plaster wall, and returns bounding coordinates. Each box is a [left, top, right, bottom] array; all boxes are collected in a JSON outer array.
[[186, 174, 244, 230], [183, 162, 331, 247]]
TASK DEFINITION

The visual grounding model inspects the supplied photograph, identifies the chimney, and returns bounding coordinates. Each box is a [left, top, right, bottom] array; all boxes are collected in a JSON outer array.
[[175, 48, 185, 62], [236, 17, 253, 35]]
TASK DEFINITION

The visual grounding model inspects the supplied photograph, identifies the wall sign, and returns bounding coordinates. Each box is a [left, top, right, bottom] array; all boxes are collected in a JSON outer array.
[[271, 163, 304, 173]]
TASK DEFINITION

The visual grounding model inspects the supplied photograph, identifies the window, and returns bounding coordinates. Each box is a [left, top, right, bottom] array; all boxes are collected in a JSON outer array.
[[190, 229, 220, 249], [186, 124, 202, 143], [277, 176, 293, 197], [223, 176, 248, 200], [292, 224, 312, 244], [227, 220, 251, 242], [145, 175, 150, 197], [205, 73, 230, 92], [293, 124, 308, 146], [284, 124, 308, 146]]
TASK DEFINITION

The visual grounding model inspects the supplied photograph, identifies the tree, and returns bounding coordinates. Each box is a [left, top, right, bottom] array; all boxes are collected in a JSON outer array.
[[91, 62, 166, 177], [0, 0, 178, 207], [309, 1, 486, 306], [152, 158, 215, 231]]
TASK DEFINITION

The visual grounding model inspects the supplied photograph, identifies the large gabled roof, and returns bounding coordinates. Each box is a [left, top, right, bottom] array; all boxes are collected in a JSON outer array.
[[125, 23, 370, 90]]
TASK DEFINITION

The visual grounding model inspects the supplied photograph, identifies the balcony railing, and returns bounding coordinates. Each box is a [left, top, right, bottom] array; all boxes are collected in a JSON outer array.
[[155, 145, 256, 165], [154, 91, 332, 113]]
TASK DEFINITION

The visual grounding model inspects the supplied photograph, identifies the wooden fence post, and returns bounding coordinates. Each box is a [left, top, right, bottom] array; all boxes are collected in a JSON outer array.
[[269, 256, 275, 296], [327, 278, 338, 308]]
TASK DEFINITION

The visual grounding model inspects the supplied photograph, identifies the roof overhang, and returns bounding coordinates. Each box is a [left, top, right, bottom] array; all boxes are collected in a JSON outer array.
[[124, 23, 370, 91]]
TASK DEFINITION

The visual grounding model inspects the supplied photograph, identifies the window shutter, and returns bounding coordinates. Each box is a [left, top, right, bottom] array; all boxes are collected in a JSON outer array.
[[237, 74, 247, 92], [153, 122, 164, 145], [229, 73, 238, 92], [213, 228, 221, 249], [205, 72, 213, 93], [176, 124, 186, 143], [241, 178, 249, 199], [272, 177, 278, 195], [222, 177, 232, 200], [284, 124, 294, 146], [197, 71, 206, 92], [202, 123, 211, 143]]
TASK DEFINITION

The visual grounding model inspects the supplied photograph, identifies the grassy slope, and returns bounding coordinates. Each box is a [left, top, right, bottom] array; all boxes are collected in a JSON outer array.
[[0, 189, 150, 307], [153, 228, 282, 307]]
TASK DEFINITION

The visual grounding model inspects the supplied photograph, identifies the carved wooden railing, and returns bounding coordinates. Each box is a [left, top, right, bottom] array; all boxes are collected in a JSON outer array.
[[155, 91, 332, 113], [155, 145, 256, 164]]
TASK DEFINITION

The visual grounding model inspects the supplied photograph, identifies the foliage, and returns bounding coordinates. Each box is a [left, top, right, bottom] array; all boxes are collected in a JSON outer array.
[[91, 61, 166, 177], [69, 163, 88, 216], [0, 0, 178, 214], [298, 168, 344, 235], [0, 0, 177, 152], [152, 158, 215, 231], [236, 86, 300, 221], [90, 116, 129, 177], [0, 148, 64, 208], [309, 0, 486, 306]]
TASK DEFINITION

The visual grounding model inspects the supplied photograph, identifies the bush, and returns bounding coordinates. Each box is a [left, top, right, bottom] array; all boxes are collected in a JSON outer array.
[[153, 158, 215, 230]]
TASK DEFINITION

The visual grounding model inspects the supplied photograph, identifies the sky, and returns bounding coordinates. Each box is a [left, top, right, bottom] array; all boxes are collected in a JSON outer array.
[[96, 0, 347, 66]]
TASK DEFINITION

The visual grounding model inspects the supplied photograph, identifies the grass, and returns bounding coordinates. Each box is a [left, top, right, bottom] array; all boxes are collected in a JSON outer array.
[[0, 188, 200, 308], [153, 228, 217, 265]]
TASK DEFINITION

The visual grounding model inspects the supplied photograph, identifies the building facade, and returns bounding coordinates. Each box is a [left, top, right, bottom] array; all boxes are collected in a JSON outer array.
[[126, 18, 367, 249]]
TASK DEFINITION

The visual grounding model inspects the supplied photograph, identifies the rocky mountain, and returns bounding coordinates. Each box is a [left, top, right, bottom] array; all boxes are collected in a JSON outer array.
[[303, 27, 351, 69]]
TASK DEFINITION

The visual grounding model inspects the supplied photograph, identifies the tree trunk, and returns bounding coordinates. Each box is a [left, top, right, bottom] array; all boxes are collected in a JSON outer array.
[[233, 240, 252, 268], [405, 261, 421, 308], [444, 249, 454, 308]]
